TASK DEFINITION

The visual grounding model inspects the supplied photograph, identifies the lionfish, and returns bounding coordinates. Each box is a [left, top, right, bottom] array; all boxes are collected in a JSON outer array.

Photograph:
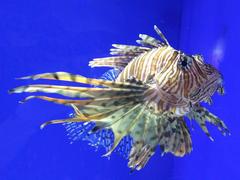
[[10, 26, 229, 170]]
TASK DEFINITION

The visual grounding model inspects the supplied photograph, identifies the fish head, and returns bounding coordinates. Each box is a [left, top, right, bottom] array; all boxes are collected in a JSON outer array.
[[187, 54, 224, 103], [155, 52, 223, 105]]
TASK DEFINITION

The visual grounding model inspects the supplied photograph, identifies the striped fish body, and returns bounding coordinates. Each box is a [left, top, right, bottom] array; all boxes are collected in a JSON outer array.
[[115, 46, 188, 115], [116, 46, 174, 83], [10, 26, 229, 171]]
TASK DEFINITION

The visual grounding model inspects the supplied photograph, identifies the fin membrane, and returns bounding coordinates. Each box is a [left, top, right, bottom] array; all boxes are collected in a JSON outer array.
[[100, 68, 121, 81], [63, 121, 132, 159]]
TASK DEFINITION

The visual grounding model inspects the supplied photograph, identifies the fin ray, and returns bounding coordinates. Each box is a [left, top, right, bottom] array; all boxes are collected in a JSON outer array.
[[10, 84, 144, 98], [17, 72, 146, 89]]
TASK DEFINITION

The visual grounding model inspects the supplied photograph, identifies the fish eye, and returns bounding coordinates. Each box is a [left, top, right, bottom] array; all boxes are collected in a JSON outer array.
[[181, 58, 188, 67], [178, 55, 193, 70]]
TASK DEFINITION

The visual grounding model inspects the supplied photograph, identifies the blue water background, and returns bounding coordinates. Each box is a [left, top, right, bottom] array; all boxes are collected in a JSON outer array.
[[1, 0, 240, 179]]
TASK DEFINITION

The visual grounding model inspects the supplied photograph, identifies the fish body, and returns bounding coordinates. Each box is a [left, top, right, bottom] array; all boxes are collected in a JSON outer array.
[[91, 37, 223, 117], [10, 26, 229, 170]]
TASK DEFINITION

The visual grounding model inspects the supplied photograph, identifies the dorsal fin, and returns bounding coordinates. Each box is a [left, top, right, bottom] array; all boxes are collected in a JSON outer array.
[[89, 25, 170, 70]]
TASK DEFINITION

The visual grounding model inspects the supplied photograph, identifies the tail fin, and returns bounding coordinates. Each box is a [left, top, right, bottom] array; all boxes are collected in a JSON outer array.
[[10, 72, 192, 170]]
